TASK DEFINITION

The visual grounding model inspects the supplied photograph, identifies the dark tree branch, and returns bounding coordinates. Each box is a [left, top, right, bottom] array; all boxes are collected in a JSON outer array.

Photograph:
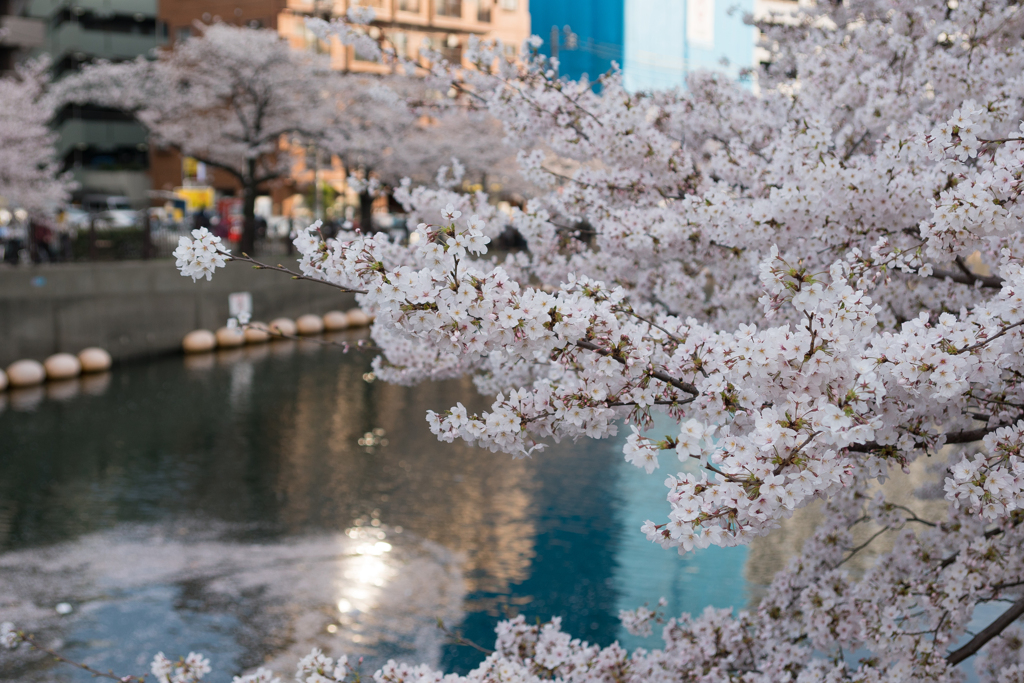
[[947, 594, 1024, 665], [847, 427, 995, 453], [929, 263, 1003, 289], [575, 339, 699, 396]]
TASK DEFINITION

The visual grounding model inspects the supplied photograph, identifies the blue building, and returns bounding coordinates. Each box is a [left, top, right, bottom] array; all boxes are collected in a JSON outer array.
[[530, 0, 624, 84], [623, 0, 756, 91], [531, 0, 762, 92]]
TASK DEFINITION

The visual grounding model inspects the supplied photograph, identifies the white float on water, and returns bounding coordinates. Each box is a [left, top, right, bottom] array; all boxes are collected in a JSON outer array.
[[44, 353, 82, 380], [268, 318, 297, 337], [322, 311, 350, 331], [78, 347, 112, 373], [215, 326, 245, 348], [244, 324, 271, 344], [296, 314, 325, 336], [346, 308, 372, 328], [6, 359, 46, 387], [182, 329, 217, 353]]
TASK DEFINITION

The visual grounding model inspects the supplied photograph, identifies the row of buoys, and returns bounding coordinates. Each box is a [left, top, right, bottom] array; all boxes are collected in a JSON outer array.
[[183, 336, 333, 370], [1, 348, 113, 390], [182, 309, 373, 354]]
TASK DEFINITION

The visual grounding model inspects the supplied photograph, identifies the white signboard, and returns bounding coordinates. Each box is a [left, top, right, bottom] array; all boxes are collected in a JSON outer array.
[[229, 291, 253, 325], [687, 0, 715, 49]]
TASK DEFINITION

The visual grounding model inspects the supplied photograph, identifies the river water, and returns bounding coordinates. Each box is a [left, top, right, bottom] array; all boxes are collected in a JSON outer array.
[[0, 334, 791, 681]]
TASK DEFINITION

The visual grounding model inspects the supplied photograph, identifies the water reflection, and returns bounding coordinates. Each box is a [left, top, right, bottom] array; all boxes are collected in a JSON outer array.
[[0, 339, 622, 679], [0, 336, 837, 680], [0, 521, 464, 681]]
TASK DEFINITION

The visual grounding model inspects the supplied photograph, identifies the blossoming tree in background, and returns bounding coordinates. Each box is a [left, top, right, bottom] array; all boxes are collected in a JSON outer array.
[[54, 24, 339, 255], [0, 59, 72, 212], [10, 0, 1024, 680], [324, 72, 524, 233]]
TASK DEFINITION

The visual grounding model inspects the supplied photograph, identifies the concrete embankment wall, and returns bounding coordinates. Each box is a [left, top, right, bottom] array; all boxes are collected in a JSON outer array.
[[0, 259, 356, 366]]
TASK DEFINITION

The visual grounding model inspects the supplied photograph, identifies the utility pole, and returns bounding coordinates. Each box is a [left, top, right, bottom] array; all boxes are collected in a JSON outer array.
[[550, 25, 559, 77]]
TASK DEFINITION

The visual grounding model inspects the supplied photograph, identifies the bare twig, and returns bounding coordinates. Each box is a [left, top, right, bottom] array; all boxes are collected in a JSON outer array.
[[229, 253, 367, 294], [245, 323, 380, 353], [835, 526, 890, 567], [18, 632, 145, 682], [436, 619, 494, 656]]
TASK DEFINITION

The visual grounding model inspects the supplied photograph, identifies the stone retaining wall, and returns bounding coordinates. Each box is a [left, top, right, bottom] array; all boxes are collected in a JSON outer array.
[[0, 259, 354, 366]]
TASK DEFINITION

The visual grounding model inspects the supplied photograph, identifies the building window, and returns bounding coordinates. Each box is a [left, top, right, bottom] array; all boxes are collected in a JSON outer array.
[[440, 34, 461, 64], [477, 0, 491, 22], [436, 0, 461, 18], [176, 26, 191, 43], [398, 0, 420, 11], [390, 31, 408, 58], [51, 8, 158, 34], [498, 0, 516, 10]]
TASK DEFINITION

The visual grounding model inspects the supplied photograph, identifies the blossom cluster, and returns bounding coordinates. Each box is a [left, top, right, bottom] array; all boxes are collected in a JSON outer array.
[[946, 421, 1024, 519], [151, 652, 212, 683], [173, 228, 230, 282], [161, 0, 1024, 678]]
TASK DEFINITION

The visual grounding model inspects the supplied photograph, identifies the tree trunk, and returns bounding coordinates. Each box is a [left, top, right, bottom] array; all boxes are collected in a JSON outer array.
[[359, 190, 374, 233], [241, 160, 257, 255]]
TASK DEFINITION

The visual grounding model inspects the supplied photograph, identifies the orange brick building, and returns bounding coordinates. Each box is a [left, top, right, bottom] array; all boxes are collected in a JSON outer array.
[[151, 0, 531, 217]]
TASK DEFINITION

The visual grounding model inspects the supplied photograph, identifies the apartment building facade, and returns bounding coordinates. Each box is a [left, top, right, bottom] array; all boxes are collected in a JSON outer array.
[[0, 0, 45, 73], [24, 0, 164, 207], [277, 0, 528, 72]]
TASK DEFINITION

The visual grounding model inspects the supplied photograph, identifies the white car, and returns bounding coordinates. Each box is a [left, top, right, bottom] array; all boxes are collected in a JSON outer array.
[[62, 207, 91, 230], [93, 209, 141, 230]]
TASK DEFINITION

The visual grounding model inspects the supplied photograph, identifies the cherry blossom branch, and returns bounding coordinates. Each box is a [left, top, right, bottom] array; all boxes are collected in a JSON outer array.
[[946, 594, 1024, 665], [889, 504, 937, 527], [939, 519, 1024, 569], [608, 398, 696, 408], [835, 527, 890, 566], [612, 305, 685, 344], [772, 431, 819, 476], [574, 340, 699, 396], [847, 426, 996, 453], [928, 263, 1003, 289], [958, 320, 1024, 355], [540, 166, 685, 199], [229, 254, 367, 294]]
